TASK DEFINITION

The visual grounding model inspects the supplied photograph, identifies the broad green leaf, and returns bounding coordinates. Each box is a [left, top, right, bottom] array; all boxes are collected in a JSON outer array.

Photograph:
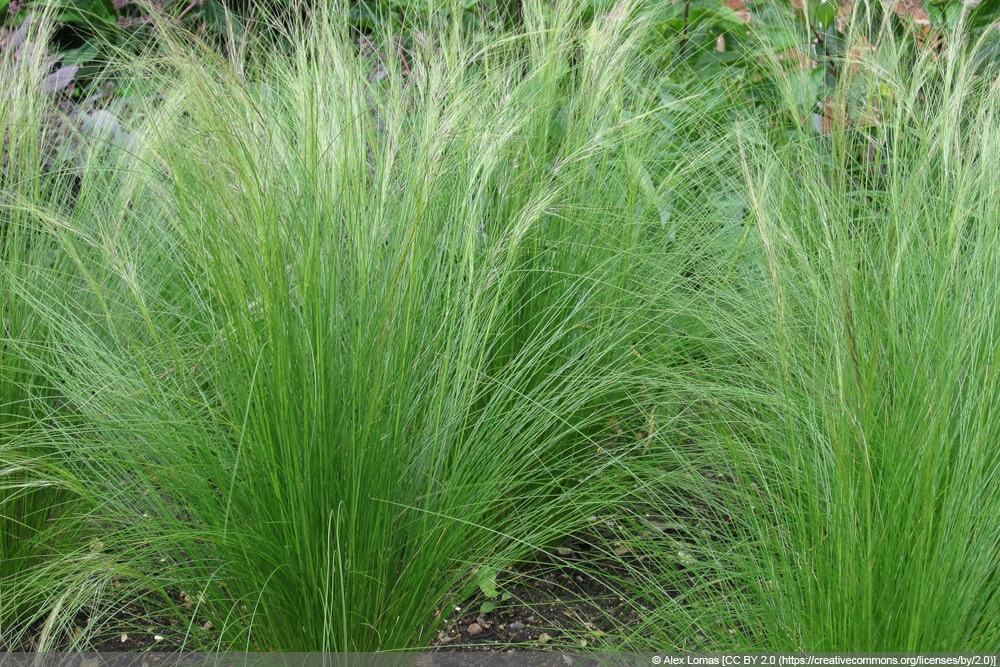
[[476, 565, 500, 598], [968, 0, 1000, 31], [60, 40, 100, 67], [809, 1, 837, 30]]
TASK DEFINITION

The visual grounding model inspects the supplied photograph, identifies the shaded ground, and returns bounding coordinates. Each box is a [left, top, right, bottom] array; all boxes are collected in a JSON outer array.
[[429, 535, 659, 652], [14, 526, 666, 653], [18, 587, 214, 652], [428, 491, 740, 653]]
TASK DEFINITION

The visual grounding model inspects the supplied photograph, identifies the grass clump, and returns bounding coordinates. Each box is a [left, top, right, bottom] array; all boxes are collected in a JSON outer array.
[[3, 0, 708, 652], [666, 18, 1000, 649]]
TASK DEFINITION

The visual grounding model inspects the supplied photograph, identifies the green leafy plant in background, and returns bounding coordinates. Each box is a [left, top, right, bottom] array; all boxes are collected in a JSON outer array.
[[1, 0, 241, 98], [653, 0, 1000, 140]]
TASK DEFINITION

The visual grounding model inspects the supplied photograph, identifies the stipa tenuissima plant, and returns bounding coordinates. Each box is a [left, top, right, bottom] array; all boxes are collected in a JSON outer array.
[[2, 0, 715, 651]]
